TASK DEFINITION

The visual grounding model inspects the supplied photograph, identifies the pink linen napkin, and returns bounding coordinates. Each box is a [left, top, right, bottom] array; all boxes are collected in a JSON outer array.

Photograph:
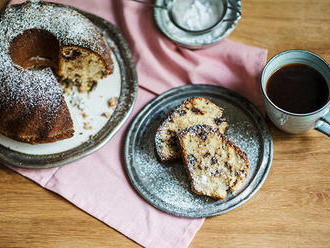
[[7, 0, 268, 247]]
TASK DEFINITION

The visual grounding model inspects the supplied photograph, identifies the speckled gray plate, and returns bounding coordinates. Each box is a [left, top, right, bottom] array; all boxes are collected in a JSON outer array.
[[154, 0, 241, 49], [0, 6, 137, 169], [125, 84, 273, 218]]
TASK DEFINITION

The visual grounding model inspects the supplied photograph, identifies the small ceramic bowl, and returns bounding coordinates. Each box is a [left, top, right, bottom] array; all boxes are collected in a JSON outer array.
[[261, 50, 330, 135]]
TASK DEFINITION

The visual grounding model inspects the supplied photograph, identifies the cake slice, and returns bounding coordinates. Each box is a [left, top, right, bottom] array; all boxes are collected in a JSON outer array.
[[155, 97, 228, 162], [179, 125, 249, 200]]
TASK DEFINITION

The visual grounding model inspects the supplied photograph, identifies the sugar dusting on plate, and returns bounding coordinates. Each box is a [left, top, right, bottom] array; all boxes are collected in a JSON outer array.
[[127, 92, 269, 216]]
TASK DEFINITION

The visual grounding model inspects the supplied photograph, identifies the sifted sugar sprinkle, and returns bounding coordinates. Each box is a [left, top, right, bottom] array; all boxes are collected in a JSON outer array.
[[0, 0, 109, 115]]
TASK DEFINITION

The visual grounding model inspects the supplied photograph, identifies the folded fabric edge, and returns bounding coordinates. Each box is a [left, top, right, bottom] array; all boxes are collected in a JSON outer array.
[[8, 165, 61, 188]]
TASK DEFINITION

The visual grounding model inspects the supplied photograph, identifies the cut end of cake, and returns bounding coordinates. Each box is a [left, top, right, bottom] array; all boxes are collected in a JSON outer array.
[[59, 45, 113, 93], [179, 124, 249, 200]]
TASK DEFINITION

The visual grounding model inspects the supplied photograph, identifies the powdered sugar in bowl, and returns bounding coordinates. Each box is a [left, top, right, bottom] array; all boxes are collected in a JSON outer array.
[[170, 0, 223, 33], [154, 0, 241, 49], [169, 0, 232, 33]]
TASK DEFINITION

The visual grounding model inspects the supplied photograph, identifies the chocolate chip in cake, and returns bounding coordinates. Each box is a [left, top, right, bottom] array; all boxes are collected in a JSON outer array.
[[89, 80, 97, 91], [187, 154, 197, 167], [191, 107, 203, 115], [224, 162, 233, 173], [167, 129, 176, 135], [167, 135, 179, 151], [214, 117, 226, 125], [198, 130, 208, 141], [213, 170, 220, 176], [211, 157, 217, 165], [71, 50, 82, 59], [229, 179, 238, 191], [167, 135, 176, 146], [62, 49, 81, 61], [203, 152, 211, 158], [176, 109, 187, 116]]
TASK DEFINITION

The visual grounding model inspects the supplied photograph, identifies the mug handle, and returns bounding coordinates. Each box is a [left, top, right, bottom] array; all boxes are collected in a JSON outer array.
[[315, 110, 330, 137]]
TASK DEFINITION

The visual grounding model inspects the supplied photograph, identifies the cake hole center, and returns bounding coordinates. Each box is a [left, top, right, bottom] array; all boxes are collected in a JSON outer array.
[[9, 29, 59, 71]]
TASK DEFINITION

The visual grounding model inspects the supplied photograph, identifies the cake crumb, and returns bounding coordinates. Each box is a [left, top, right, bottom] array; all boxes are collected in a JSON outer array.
[[108, 96, 118, 108], [83, 122, 92, 130], [89, 135, 94, 140], [64, 86, 72, 94], [79, 85, 88, 93], [82, 112, 88, 118], [62, 80, 73, 94], [102, 112, 111, 119]]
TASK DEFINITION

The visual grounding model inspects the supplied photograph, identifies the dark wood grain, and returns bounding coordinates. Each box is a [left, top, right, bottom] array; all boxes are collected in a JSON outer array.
[[1, 0, 330, 247]]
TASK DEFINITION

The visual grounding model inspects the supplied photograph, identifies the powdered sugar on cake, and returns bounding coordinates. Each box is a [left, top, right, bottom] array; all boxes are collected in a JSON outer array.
[[0, 67, 63, 116], [0, 1, 109, 116], [1, 1, 107, 55]]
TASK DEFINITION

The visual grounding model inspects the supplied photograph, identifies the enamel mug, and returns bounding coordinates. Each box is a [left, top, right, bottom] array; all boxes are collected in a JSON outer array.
[[261, 50, 330, 136]]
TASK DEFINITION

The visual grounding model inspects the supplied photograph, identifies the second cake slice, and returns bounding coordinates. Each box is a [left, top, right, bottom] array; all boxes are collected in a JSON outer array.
[[179, 124, 249, 200]]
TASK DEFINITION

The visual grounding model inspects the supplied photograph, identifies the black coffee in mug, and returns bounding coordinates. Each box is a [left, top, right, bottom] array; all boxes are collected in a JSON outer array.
[[266, 63, 329, 114]]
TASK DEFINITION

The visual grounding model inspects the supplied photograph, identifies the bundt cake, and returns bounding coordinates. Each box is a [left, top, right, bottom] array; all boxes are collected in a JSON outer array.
[[0, 0, 113, 144], [155, 97, 228, 162], [179, 125, 249, 200]]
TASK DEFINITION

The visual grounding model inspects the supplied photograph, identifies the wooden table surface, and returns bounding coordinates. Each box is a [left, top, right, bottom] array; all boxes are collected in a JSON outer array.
[[1, 0, 329, 247]]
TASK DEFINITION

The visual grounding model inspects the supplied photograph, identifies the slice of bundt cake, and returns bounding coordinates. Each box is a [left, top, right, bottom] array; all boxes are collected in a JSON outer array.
[[179, 125, 249, 200], [155, 97, 228, 162]]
